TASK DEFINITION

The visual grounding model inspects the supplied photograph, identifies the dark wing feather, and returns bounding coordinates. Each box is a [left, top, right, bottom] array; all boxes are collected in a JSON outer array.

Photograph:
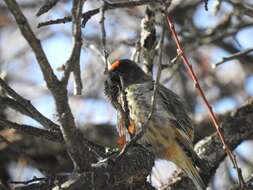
[[158, 84, 208, 172], [158, 84, 194, 141]]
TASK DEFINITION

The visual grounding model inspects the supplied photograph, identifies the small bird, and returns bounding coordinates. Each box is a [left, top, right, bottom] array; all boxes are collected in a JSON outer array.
[[104, 59, 207, 190]]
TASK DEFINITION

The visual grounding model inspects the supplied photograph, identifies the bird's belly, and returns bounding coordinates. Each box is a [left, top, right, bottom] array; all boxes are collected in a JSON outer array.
[[127, 96, 175, 158]]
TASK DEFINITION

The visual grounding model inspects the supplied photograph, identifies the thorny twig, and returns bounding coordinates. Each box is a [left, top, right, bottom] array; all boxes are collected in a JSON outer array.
[[212, 47, 253, 68], [166, 15, 245, 187]]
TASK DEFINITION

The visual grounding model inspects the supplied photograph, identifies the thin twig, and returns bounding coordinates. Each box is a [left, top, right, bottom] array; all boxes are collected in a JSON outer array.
[[37, 0, 160, 28], [72, 0, 84, 95], [100, 0, 109, 72], [9, 177, 48, 185], [212, 47, 253, 68], [62, 0, 84, 95], [38, 9, 97, 28], [162, 64, 181, 84], [36, 0, 60, 17], [166, 15, 245, 187], [204, 0, 209, 11], [161, 51, 182, 70]]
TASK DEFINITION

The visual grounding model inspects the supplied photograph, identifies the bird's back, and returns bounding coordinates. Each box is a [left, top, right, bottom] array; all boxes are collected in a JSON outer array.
[[124, 81, 193, 158]]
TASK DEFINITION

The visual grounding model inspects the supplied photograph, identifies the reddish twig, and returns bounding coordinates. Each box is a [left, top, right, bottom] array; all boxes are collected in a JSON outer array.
[[166, 16, 245, 187]]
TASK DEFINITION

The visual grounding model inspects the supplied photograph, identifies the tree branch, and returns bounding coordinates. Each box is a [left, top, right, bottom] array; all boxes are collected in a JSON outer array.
[[37, 0, 161, 28], [0, 118, 63, 142], [62, 0, 85, 95], [36, 0, 60, 17], [0, 78, 59, 131], [3, 0, 98, 172], [212, 47, 253, 68]]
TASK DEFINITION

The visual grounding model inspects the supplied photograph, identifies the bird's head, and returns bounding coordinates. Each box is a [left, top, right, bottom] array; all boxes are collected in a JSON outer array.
[[104, 59, 150, 106], [106, 59, 149, 88]]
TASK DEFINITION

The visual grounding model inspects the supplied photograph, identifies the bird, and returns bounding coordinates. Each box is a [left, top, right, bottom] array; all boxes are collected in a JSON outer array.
[[104, 59, 207, 190]]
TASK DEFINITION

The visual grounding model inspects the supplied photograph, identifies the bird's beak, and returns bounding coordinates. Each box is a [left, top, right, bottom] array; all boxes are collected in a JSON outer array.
[[104, 60, 112, 74], [107, 62, 112, 71], [108, 60, 120, 72]]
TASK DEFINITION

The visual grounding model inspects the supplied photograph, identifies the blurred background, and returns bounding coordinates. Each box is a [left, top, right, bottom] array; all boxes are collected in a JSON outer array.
[[0, 0, 253, 189]]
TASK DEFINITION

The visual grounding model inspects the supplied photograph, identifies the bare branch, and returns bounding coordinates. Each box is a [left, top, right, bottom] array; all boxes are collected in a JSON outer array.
[[0, 78, 59, 131], [3, 0, 98, 172], [0, 118, 63, 142], [38, 0, 161, 28], [0, 117, 106, 158], [62, 0, 85, 95], [36, 0, 60, 17], [212, 47, 253, 68], [100, 0, 109, 72]]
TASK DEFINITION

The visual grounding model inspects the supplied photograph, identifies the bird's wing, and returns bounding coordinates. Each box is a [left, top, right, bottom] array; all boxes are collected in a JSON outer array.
[[158, 84, 194, 142], [158, 85, 208, 171]]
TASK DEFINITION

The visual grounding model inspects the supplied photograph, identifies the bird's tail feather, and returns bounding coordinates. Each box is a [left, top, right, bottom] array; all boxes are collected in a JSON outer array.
[[183, 159, 206, 190], [165, 144, 206, 190]]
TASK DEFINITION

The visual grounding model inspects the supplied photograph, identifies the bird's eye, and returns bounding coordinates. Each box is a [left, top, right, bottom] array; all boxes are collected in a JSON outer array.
[[111, 72, 118, 81], [107, 71, 120, 86]]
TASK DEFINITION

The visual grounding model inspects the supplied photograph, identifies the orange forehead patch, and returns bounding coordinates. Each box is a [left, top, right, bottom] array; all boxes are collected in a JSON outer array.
[[109, 60, 121, 71]]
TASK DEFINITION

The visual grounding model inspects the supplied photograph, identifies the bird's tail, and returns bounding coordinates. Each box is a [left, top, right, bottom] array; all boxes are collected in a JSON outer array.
[[182, 158, 206, 190], [165, 143, 206, 190]]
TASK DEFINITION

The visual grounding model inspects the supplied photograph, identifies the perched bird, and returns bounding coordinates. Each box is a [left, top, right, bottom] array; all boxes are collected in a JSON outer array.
[[104, 59, 207, 190]]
